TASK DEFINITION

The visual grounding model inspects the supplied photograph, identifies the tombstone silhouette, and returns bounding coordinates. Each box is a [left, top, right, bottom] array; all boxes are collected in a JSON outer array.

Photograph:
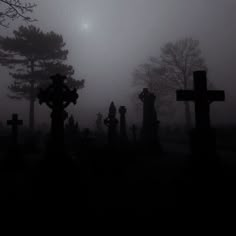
[[104, 102, 118, 146], [139, 88, 160, 148], [131, 124, 137, 144], [65, 115, 80, 150], [38, 74, 78, 157], [7, 113, 23, 150], [65, 115, 79, 134], [96, 112, 104, 134], [119, 106, 128, 145], [177, 71, 225, 155]]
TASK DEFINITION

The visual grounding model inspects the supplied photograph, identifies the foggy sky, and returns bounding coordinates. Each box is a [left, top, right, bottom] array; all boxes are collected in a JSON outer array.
[[0, 0, 236, 128]]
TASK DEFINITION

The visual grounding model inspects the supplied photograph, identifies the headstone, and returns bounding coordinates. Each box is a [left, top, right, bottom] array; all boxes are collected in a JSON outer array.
[[7, 114, 23, 149], [119, 106, 128, 145], [139, 88, 160, 148], [96, 112, 104, 134], [131, 124, 137, 144], [81, 128, 95, 148], [65, 115, 79, 134], [104, 102, 118, 146], [38, 74, 78, 157], [177, 71, 225, 155], [65, 115, 80, 151]]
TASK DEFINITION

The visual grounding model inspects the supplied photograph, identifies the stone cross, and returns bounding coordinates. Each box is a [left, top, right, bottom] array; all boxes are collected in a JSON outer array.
[[119, 106, 128, 144], [38, 74, 78, 153], [7, 114, 23, 148], [177, 71, 225, 155], [104, 102, 118, 146], [177, 71, 225, 130], [139, 88, 159, 146]]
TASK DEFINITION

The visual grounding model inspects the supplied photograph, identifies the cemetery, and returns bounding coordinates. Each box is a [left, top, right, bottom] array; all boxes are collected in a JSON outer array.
[[0, 0, 235, 215], [0, 70, 235, 215]]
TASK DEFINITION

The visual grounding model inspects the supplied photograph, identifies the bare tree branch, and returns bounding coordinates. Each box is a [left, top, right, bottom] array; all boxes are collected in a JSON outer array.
[[0, 0, 36, 27], [132, 37, 207, 122]]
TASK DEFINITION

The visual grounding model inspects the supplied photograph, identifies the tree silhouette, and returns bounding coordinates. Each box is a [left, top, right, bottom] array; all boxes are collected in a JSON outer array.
[[132, 58, 175, 118], [0, 0, 36, 27], [158, 38, 207, 128], [133, 38, 206, 127], [0, 25, 85, 130]]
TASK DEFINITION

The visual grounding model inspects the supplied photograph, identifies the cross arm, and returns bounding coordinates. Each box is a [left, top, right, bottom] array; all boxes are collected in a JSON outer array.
[[208, 90, 225, 102]]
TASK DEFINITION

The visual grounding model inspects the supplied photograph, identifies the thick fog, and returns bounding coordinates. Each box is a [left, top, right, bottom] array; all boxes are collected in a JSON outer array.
[[0, 0, 236, 128]]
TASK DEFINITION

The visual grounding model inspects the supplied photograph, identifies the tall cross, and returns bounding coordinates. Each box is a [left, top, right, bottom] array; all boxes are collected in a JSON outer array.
[[38, 74, 78, 152], [177, 71, 225, 129], [7, 114, 23, 147]]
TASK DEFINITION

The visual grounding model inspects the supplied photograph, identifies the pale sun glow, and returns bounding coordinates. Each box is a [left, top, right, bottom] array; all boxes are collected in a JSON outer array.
[[81, 23, 90, 32]]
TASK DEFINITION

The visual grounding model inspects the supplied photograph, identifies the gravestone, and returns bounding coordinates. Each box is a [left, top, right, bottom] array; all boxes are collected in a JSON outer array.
[[131, 124, 137, 144], [65, 115, 80, 151], [177, 71, 225, 155], [7, 114, 23, 149], [104, 102, 118, 146], [38, 74, 78, 157], [65, 115, 79, 134], [139, 88, 160, 148], [81, 128, 95, 148], [119, 106, 128, 145], [96, 112, 104, 134]]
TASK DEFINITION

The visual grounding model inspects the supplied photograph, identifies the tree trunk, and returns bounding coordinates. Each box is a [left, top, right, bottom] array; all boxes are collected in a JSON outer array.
[[29, 60, 35, 131], [29, 81, 35, 131]]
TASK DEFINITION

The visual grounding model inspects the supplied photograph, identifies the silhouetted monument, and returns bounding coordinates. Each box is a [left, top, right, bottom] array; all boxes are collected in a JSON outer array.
[[119, 106, 128, 145], [131, 124, 137, 144], [96, 112, 104, 134], [139, 88, 160, 148], [65, 115, 80, 151], [177, 71, 225, 155], [38, 74, 78, 157], [81, 128, 95, 148], [7, 113, 23, 149], [65, 115, 79, 134], [104, 102, 118, 146]]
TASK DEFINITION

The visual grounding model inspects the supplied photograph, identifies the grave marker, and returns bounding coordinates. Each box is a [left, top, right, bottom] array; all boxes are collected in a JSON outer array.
[[7, 113, 23, 148], [104, 102, 118, 146], [38, 74, 78, 156], [177, 71, 225, 155]]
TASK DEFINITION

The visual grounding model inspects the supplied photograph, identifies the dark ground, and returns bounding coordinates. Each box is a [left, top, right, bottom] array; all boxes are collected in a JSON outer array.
[[0, 141, 235, 216]]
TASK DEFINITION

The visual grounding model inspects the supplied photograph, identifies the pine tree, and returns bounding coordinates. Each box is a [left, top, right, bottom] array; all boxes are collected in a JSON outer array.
[[0, 25, 84, 130]]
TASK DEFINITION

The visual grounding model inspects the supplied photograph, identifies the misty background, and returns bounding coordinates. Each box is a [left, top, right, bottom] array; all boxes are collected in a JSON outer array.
[[0, 0, 235, 128]]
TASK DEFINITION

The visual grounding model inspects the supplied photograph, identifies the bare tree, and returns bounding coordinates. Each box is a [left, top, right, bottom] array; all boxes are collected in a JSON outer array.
[[158, 37, 207, 128], [0, 0, 36, 27], [133, 61, 157, 93], [132, 58, 175, 118], [132, 38, 207, 126]]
